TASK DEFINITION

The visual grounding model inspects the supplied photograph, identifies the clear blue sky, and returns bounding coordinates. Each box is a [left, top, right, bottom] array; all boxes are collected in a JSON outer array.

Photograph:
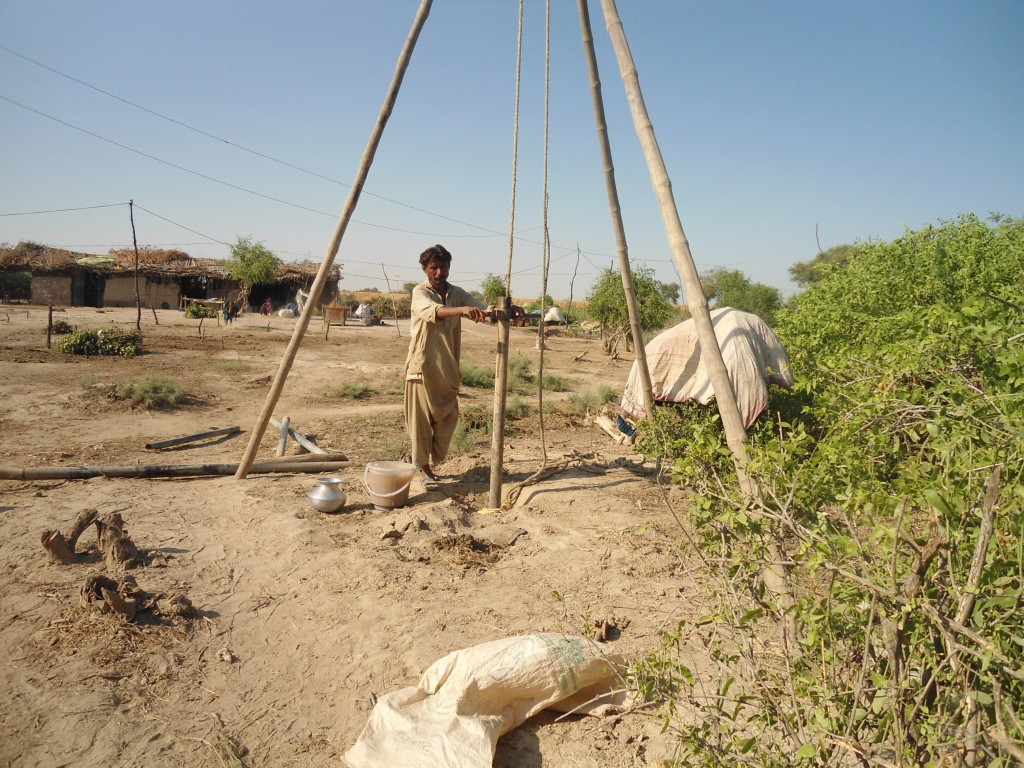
[[2, 1, 1021, 302]]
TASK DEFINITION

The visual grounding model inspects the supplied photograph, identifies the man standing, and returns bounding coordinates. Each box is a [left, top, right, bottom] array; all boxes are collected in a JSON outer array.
[[404, 244, 489, 487]]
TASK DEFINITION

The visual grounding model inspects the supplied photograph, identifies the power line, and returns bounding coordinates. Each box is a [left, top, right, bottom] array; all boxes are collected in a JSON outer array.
[[0, 44, 508, 238], [0, 203, 126, 217], [131, 204, 229, 247], [0, 93, 508, 241]]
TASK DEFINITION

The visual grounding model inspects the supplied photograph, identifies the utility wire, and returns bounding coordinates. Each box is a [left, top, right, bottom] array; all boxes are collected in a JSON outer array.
[[131, 203, 229, 246], [0, 203, 125, 217], [0, 44, 507, 238], [0, 93, 501, 240]]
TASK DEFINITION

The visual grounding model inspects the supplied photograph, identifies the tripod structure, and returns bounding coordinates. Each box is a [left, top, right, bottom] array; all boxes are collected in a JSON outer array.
[[234, 0, 754, 518]]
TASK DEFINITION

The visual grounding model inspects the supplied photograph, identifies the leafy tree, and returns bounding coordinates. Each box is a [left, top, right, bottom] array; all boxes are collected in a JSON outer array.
[[525, 294, 555, 313], [225, 236, 280, 309], [402, 281, 418, 294], [480, 274, 507, 306], [0, 271, 31, 301], [656, 280, 681, 303], [586, 266, 674, 349], [788, 243, 858, 287], [776, 213, 1024, 363], [700, 267, 782, 324]]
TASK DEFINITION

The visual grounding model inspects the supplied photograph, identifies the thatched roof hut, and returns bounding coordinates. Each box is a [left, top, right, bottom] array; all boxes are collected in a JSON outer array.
[[0, 242, 338, 309]]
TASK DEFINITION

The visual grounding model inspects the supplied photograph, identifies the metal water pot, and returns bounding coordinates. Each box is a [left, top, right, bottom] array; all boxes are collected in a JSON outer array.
[[308, 476, 347, 513]]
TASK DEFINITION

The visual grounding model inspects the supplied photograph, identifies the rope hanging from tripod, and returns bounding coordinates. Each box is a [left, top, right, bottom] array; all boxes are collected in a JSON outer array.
[[501, 0, 556, 511]]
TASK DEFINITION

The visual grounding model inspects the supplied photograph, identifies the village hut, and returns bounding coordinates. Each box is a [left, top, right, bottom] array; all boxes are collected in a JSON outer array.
[[0, 242, 337, 311]]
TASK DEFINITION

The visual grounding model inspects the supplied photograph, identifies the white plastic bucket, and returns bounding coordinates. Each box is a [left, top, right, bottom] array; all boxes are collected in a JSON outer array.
[[363, 461, 416, 509]]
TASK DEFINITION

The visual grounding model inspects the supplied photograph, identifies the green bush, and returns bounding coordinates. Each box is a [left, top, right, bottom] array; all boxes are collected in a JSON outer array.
[[565, 385, 617, 416], [114, 376, 191, 409], [326, 381, 376, 400], [537, 372, 571, 392], [55, 328, 142, 357], [640, 215, 1024, 766], [184, 304, 218, 319], [460, 362, 494, 388], [506, 394, 532, 420]]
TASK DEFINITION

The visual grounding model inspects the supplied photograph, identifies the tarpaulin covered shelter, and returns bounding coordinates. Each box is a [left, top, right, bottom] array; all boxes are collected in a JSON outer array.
[[620, 307, 794, 429]]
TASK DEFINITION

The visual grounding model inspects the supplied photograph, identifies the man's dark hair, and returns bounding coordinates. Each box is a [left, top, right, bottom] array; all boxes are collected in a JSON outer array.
[[419, 244, 452, 268]]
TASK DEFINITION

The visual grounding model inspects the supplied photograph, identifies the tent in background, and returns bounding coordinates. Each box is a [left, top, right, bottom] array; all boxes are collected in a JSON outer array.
[[620, 307, 793, 429]]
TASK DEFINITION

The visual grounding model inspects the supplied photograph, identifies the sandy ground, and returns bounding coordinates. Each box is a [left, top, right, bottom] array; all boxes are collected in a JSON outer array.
[[0, 304, 699, 767]]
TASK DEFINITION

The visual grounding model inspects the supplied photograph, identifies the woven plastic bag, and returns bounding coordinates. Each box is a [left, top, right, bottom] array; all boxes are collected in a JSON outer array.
[[344, 633, 624, 768]]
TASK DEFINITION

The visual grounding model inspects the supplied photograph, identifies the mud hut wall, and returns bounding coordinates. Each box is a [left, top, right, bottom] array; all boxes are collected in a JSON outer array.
[[102, 274, 181, 309], [206, 279, 241, 303], [30, 274, 72, 306]]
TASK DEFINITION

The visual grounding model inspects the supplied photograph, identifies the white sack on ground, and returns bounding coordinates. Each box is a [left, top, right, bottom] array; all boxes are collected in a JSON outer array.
[[620, 307, 793, 428], [344, 633, 624, 768]]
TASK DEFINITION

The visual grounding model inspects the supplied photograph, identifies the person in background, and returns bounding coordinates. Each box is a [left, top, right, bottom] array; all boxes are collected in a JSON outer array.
[[404, 244, 523, 487], [260, 298, 273, 315]]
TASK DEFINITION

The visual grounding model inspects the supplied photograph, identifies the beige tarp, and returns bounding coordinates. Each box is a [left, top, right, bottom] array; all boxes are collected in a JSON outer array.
[[620, 307, 793, 428]]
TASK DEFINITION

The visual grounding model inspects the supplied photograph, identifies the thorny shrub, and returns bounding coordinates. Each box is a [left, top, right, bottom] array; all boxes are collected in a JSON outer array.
[[636, 216, 1024, 767]]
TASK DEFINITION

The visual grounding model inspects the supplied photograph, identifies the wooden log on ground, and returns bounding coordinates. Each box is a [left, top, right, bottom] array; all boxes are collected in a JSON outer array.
[[0, 459, 352, 481], [145, 425, 242, 450], [269, 416, 325, 454], [272, 451, 349, 463]]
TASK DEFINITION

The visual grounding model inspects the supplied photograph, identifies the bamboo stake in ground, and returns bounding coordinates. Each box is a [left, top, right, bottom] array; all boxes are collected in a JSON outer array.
[[488, 306, 511, 508], [599, 0, 792, 611], [269, 416, 324, 454], [277, 416, 290, 457], [234, 0, 434, 480], [577, 0, 655, 416], [599, 0, 751, 490]]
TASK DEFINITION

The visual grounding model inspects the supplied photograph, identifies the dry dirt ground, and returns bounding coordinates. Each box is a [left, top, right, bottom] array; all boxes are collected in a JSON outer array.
[[0, 305, 703, 768]]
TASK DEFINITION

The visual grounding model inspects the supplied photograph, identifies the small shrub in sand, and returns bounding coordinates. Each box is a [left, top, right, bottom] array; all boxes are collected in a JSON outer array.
[[326, 381, 376, 400], [114, 376, 191, 409]]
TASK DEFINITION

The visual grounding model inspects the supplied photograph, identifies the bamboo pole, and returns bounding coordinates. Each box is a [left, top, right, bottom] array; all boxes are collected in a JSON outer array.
[[129, 199, 141, 332], [599, 0, 751, 487], [269, 416, 325, 454], [576, 0, 655, 416], [381, 262, 401, 337], [145, 425, 241, 450], [0, 459, 352, 481], [490, 0, 526, 508], [599, 0, 791, 612], [276, 416, 290, 457], [488, 303, 511, 509], [234, 0, 433, 479]]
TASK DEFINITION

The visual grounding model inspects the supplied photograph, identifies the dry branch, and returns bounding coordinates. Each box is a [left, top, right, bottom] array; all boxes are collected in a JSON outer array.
[[41, 508, 100, 563]]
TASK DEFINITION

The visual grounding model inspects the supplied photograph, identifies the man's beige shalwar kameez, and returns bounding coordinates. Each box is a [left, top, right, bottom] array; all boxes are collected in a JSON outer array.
[[404, 281, 486, 469]]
